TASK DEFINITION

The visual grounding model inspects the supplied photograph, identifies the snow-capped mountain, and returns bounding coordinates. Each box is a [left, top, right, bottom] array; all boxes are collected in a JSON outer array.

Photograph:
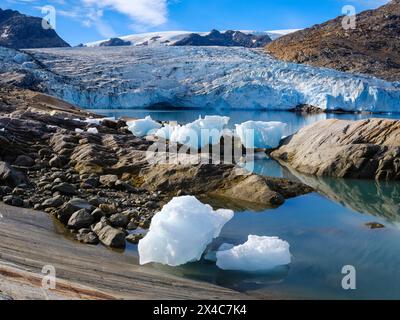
[[85, 29, 299, 47], [11, 45, 398, 113]]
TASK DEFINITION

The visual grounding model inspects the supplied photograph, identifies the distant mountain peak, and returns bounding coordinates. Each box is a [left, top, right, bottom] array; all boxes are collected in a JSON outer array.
[[0, 7, 70, 49]]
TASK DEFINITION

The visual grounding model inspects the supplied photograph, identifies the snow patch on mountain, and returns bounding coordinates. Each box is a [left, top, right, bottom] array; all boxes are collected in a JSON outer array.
[[85, 29, 297, 47]]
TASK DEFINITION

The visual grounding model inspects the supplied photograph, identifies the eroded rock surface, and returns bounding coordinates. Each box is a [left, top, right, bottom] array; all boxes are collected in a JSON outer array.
[[272, 118, 400, 180], [0, 86, 312, 248]]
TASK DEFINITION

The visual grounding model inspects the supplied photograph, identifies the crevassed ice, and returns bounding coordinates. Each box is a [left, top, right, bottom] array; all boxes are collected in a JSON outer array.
[[235, 121, 286, 149], [127, 116, 162, 137], [138, 196, 234, 266], [216, 235, 291, 271], [23, 46, 400, 112]]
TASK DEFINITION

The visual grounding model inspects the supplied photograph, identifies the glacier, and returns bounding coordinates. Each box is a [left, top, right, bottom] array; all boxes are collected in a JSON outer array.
[[138, 196, 234, 267], [1, 45, 400, 112], [216, 235, 291, 272]]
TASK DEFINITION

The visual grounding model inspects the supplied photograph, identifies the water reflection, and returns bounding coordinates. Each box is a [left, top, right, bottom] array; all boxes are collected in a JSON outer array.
[[149, 259, 290, 293], [281, 167, 400, 225]]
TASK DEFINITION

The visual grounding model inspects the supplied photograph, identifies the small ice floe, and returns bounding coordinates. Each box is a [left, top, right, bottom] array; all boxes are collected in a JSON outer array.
[[235, 121, 286, 149], [216, 235, 291, 272], [155, 115, 230, 149], [84, 117, 115, 125], [127, 116, 162, 137], [0, 128, 5, 132], [138, 196, 234, 266], [75, 128, 84, 133], [86, 127, 98, 134]]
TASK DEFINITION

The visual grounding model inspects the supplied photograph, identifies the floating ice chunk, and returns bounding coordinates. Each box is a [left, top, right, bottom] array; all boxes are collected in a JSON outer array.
[[0, 128, 5, 132], [138, 196, 234, 266], [155, 124, 176, 140], [168, 115, 230, 149], [235, 121, 286, 149], [87, 127, 98, 134], [127, 116, 162, 137], [216, 235, 291, 272], [84, 117, 115, 125]]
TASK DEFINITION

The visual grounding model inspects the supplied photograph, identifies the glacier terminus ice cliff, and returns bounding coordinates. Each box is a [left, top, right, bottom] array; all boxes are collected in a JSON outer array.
[[3, 45, 399, 113]]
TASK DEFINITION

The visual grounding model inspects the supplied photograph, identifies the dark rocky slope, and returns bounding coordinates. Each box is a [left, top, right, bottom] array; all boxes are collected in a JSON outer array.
[[266, 0, 400, 81], [0, 8, 70, 49]]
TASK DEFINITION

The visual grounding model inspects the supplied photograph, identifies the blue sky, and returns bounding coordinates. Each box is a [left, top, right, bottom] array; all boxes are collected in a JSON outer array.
[[1, 0, 390, 45]]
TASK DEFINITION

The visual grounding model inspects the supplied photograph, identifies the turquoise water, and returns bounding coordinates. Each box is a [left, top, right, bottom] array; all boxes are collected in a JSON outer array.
[[93, 109, 400, 299]]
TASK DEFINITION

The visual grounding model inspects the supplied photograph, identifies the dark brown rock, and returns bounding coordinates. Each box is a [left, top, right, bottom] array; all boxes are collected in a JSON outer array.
[[266, 0, 400, 81], [0, 161, 29, 187]]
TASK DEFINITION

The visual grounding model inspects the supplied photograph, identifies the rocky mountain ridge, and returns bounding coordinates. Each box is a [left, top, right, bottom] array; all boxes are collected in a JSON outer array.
[[266, 0, 400, 81], [0, 8, 70, 49]]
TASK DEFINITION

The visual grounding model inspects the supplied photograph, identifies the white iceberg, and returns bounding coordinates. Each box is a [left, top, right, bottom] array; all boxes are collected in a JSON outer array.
[[84, 117, 115, 125], [163, 115, 230, 149], [155, 124, 177, 140], [216, 235, 291, 272], [235, 121, 286, 149], [138, 196, 234, 266], [127, 116, 162, 137]]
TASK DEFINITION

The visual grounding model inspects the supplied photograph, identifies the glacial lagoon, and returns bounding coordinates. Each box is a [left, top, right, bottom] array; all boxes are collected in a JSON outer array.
[[91, 108, 400, 299]]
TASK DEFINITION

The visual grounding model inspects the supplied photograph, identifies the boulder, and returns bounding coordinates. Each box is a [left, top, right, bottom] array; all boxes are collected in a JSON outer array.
[[68, 209, 94, 229], [94, 223, 126, 248], [109, 213, 129, 228], [76, 231, 99, 245], [13, 155, 34, 167], [98, 203, 117, 215], [99, 174, 118, 187], [57, 198, 94, 224], [52, 182, 77, 195], [3, 195, 23, 207], [41, 195, 64, 208], [271, 119, 400, 180], [0, 161, 29, 187]]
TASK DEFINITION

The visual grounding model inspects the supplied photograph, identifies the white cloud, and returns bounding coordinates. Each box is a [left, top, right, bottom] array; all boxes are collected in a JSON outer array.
[[81, 0, 168, 27]]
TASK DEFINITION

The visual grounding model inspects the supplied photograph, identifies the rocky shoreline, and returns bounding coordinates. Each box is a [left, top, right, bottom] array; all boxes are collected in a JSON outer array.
[[272, 118, 400, 180], [0, 85, 312, 250]]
